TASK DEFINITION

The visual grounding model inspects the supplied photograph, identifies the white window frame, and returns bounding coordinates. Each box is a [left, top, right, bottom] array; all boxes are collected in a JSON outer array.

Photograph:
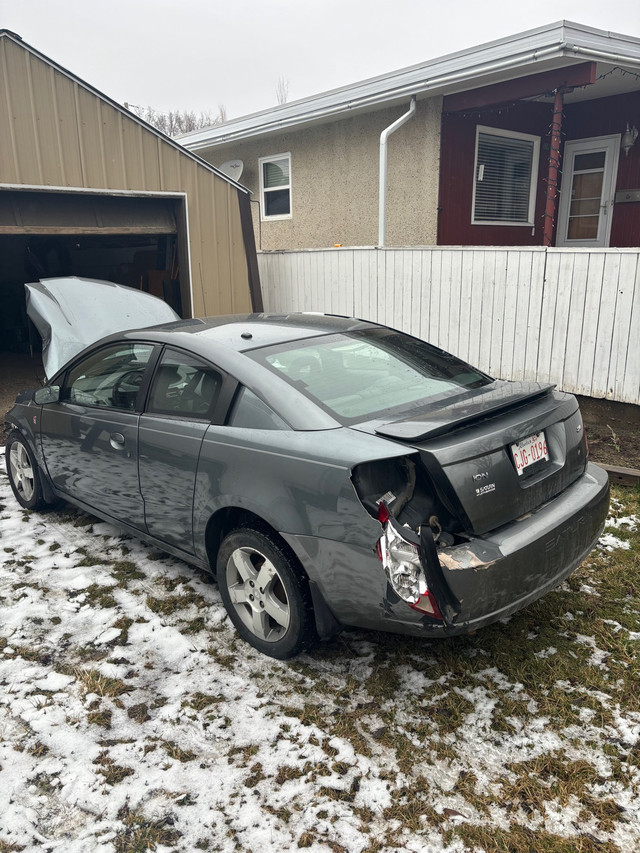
[[471, 126, 540, 227], [259, 153, 292, 221]]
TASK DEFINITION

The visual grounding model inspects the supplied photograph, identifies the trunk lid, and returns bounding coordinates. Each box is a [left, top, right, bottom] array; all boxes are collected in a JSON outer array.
[[372, 381, 587, 535]]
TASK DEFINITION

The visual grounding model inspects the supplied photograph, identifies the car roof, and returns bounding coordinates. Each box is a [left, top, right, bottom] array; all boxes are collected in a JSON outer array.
[[105, 313, 380, 432], [127, 313, 376, 352]]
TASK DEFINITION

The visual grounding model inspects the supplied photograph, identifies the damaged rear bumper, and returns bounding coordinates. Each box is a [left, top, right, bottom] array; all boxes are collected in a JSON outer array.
[[283, 462, 609, 639]]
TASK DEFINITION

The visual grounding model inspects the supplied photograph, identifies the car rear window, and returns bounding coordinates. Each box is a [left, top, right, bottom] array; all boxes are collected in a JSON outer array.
[[251, 329, 491, 422]]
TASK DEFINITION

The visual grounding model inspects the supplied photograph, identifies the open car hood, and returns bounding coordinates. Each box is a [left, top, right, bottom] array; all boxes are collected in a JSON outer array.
[[26, 277, 180, 379]]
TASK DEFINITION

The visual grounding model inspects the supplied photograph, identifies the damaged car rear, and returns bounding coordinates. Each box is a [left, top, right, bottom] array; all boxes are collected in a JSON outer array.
[[5, 282, 609, 658]]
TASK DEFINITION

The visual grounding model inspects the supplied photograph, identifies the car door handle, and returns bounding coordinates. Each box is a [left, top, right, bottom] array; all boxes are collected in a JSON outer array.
[[110, 432, 125, 450]]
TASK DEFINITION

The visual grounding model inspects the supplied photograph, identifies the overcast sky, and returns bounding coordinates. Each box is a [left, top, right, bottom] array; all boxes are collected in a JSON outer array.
[[1, 0, 639, 120]]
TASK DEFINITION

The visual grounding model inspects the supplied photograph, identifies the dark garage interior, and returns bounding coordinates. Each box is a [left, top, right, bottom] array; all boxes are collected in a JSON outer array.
[[0, 190, 185, 354]]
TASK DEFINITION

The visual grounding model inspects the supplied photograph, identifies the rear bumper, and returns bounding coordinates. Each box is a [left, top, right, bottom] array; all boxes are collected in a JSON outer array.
[[284, 462, 609, 638], [439, 462, 609, 633]]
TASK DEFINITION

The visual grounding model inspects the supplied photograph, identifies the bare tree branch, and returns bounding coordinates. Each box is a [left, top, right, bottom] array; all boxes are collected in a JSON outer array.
[[276, 76, 289, 105], [126, 105, 227, 137]]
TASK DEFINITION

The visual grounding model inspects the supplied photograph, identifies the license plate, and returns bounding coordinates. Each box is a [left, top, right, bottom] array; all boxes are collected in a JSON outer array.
[[511, 431, 549, 476]]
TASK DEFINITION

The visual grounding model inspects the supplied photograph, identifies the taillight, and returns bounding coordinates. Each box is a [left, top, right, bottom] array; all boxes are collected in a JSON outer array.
[[377, 503, 443, 620]]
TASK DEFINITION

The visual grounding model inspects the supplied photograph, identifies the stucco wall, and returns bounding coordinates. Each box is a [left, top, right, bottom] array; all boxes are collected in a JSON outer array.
[[199, 98, 442, 250]]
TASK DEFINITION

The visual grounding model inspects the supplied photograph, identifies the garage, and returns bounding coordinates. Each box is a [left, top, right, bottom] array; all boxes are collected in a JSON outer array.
[[0, 29, 261, 356]]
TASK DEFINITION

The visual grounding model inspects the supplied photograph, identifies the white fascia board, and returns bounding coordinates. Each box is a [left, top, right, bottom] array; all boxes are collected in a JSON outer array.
[[181, 20, 640, 152]]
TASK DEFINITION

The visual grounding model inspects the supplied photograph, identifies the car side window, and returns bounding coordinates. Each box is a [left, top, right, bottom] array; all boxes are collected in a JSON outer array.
[[229, 387, 288, 430], [64, 343, 154, 410], [147, 348, 221, 418]]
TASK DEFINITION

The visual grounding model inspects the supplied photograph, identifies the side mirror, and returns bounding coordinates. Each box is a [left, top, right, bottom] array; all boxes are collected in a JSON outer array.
[[34, 385, 60, 405]]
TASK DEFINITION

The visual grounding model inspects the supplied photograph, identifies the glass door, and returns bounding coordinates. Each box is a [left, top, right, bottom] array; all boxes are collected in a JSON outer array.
[[556, 136, 620, 247]]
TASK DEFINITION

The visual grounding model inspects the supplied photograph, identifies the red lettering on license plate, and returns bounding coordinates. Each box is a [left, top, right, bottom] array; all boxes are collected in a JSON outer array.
[[511, 431, 549, 475]]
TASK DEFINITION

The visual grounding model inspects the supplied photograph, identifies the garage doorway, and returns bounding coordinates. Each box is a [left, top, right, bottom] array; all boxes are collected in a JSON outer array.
[[0, 189, 188, 354]]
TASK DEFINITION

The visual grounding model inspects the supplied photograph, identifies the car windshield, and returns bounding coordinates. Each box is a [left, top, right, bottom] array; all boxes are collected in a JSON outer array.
[[251, 329, 491, 422]]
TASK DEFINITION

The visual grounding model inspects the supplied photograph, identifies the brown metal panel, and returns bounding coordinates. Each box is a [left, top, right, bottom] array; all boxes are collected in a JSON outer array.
[[0, 41, 19, 183], [98, 101, 128, 188], [120, 119, 146, 190], [28, 57, 66, 185], [224, 182, 253, 313], [139, 131, 162, 191], [158, 143, 182, 192], [0, 32, 254, 320], [76, 85, 109, 188], [3, 41, 42, 184], [51, 70, 84, 186]]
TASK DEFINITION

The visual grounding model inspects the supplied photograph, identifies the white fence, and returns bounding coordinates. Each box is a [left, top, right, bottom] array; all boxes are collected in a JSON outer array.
[[258, 247, 640, 405]]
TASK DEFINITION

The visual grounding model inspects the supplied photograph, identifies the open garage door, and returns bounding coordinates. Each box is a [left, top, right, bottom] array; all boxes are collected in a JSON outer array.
[[0, 189, 189, 353]]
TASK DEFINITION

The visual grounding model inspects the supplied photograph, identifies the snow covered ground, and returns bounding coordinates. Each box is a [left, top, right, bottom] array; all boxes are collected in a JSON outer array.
[[0, 458, 639, 853]]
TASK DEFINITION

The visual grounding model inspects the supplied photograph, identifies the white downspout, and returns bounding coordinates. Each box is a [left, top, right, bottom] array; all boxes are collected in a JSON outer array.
[[378, 96, 416, 247]]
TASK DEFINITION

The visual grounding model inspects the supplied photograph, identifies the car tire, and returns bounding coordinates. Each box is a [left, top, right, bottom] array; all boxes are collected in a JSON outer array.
[[217, 526, 317, 659], [5, 431, 48, 511]]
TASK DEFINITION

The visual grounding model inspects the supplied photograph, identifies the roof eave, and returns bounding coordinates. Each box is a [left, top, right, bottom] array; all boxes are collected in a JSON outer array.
[[180, 20, 640, 151]]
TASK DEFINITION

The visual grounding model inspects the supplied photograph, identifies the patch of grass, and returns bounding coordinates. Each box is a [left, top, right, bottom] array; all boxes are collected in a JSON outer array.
[[227, 743, 259, 765], [82, 584, 117, 609], [183, 616, 206, 634], [0, 841, 25, 852], [146, 588, 209, 615], [185, 692, 225, 711], [275, 764, 305, 785], [31, 772, 58, 794], [445, 823, 620, 853], [244, 761, 266, 788], [112, 616, 134, 644], [28, 741, 49, 757], [114, 805, 180, 852], [111, 560, 146, 587], [162, 741, 196, 763], [94, 752, 135, 786], [75, 668, 130, 698], [127, 703, 150, 723], [87, 707, 112, 728]]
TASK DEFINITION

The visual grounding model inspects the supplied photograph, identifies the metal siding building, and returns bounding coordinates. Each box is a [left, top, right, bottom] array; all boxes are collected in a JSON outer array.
[[0, 30, 260, 351]]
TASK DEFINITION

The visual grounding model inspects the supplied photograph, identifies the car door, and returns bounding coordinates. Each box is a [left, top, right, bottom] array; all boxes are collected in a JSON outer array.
[[138, 347, 230, 553], [39, 341, 156, 528]]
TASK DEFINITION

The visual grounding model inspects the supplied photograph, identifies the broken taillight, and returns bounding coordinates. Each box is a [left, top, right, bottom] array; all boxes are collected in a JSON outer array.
[[377, 503, 443, 620]]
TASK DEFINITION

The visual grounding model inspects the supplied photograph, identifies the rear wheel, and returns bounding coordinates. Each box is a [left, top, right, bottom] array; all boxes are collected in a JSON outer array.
[[6, 431, 47, 511], [217, 526, 317, 659]]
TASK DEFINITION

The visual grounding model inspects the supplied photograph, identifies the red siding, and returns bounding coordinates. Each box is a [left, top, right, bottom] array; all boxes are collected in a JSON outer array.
[[438, 91, 640, 248], [564, 92, 640, 248], [438, 102, 551, 246]]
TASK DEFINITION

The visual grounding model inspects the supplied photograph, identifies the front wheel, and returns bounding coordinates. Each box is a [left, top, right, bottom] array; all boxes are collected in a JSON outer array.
[[6, 431, 47, 511], [216, 527, 317, 659]]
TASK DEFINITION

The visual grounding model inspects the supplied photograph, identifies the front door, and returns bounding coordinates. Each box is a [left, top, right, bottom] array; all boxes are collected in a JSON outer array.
[[556, 135, 620, 247], [40, 341, 155, 529]]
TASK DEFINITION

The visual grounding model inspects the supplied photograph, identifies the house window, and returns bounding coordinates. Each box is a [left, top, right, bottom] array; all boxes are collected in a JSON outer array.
[[260, 154, 291, 219], [472, 126, 540, 226]]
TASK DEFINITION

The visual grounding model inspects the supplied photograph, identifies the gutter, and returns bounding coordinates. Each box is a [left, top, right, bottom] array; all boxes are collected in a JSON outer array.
[[185, 42, 576, 150], [379, 97, 416, 246]]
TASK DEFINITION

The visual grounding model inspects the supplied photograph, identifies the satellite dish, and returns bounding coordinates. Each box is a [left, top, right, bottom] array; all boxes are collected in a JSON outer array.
[[219, 159, 244, 182]]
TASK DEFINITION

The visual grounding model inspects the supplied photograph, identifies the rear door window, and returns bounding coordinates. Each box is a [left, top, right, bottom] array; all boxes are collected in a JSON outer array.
[[147, 348, 222, 418]]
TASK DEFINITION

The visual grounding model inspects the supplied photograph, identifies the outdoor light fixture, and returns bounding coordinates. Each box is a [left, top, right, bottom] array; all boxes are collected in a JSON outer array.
[[621, 122, 638, 156]]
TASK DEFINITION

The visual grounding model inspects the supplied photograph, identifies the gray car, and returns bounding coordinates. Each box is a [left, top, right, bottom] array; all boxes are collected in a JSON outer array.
[[4, 279, 609, 658]]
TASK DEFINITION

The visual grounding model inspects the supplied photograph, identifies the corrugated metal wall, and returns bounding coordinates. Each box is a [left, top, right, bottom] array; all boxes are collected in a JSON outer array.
[[0, 33, 255, 317]]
